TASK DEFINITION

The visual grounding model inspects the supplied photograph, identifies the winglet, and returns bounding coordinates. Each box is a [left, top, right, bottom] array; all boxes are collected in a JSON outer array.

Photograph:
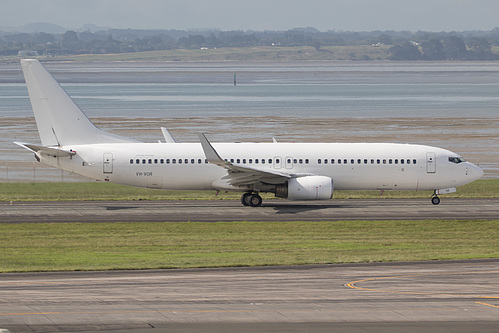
[[161, 127, 176, 143], [198, 133, 230, 168]]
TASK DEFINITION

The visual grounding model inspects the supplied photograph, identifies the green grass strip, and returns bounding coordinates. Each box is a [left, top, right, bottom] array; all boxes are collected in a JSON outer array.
[[0, 220, 497, 273], [0, 179, 497, 201]]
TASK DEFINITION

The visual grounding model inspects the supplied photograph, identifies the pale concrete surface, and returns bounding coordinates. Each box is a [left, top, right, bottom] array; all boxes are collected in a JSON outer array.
[[1, 260, 498, 333], [0, 198, 498, 223]]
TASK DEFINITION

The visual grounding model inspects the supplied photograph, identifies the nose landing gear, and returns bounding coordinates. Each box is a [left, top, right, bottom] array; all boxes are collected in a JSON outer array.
[[431, 191, 441, 205], [241, 192, 263, 207]]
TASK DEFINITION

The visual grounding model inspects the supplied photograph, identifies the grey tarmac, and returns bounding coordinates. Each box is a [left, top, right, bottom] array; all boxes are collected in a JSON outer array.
[[1, 260, 498, 333], [0, 198, 498, 223], [1, 199, 498, 332]]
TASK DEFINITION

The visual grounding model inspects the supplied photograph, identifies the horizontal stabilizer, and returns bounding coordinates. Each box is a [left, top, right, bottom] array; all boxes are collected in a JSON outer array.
[[14, 142, 76, 158]]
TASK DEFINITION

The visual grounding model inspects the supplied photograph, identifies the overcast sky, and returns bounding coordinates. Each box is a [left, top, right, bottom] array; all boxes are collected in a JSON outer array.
[[2, 0, 499, 32]]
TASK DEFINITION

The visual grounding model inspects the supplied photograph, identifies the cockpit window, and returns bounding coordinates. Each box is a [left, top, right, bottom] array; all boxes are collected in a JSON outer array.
[[448, 156, 466, 164]]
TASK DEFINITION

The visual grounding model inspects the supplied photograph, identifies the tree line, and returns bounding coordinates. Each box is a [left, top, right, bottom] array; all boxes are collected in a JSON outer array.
[[2, 27, 499, 60]]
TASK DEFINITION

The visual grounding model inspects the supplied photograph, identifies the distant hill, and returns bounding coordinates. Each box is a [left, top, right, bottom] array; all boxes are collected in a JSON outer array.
[[0, 22, 66, 34]]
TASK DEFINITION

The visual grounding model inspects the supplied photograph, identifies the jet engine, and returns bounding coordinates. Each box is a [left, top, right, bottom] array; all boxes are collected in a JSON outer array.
[[275, 176, 333, 200]]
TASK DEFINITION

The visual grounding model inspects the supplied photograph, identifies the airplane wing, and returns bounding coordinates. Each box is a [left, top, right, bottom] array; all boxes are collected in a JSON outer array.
[[199, 133, 304, 187], [14, 142, 76, 158]]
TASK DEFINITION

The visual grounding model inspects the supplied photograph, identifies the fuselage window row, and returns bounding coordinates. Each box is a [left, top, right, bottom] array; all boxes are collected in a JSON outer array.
[[130, 158, 209, 165], [130, 158, 418, 165], [317, 158, 417, 165]]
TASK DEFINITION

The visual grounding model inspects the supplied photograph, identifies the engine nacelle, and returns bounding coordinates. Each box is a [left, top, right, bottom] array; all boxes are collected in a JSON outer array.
[[275, 176, 334, 200]]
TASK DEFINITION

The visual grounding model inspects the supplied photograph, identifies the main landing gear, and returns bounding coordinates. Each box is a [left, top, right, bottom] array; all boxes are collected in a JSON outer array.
[[431, 191, 441, 205], [241, 192, 263, 207]]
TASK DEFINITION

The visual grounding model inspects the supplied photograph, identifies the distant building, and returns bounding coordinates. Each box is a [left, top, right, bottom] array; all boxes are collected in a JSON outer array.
[[18, 50, 39, 57]]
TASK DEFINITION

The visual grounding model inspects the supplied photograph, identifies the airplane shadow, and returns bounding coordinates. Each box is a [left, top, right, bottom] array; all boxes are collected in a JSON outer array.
[[105, 206, 139, 211], [263, 202, 349, 214]]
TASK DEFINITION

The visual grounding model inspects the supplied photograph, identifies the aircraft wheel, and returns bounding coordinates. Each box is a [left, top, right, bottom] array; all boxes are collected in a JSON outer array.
[[431, 196, 440, 205], [241, 192, 252, 206], [249, 194, 263, 207]]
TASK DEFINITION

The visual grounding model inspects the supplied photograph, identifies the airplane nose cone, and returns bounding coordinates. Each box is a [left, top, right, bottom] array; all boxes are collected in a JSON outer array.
[[470, 163, 484, 181]]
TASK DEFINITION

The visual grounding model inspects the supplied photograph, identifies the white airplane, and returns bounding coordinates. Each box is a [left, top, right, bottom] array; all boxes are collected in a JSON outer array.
[[16, 59, 483, 207]]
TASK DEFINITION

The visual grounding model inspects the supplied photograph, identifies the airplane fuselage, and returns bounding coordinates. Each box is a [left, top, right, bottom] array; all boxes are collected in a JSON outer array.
[[40, 142, 482, 194]]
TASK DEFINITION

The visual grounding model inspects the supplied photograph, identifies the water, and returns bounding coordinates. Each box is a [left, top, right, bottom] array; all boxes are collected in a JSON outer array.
[[0, 61, 498, 181], [3, 61, 499, 119]]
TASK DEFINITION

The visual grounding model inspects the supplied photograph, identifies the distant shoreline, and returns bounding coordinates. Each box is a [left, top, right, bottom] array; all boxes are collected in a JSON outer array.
[[3, 45, 499, 64]]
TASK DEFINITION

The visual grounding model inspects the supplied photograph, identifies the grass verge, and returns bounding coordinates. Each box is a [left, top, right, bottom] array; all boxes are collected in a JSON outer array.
[[0, 179, 497, 202], [0, 220, 497, 273]]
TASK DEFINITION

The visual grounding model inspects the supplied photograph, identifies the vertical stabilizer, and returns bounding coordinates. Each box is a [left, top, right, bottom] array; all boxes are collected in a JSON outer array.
[[21, 59, 137, 146]]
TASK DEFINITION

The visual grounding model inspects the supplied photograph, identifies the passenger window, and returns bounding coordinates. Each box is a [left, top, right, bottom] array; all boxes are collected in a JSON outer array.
[[178, 159, 182, 164], [243, 159, 246, 164], [198, 159, 202, 164], [237, 159, 240, 163], [172, 159, 176, 164], [357, 159, 361, 164], [371, 159, 374, 164], [331, 159, 335, 164], [142, 159, 146, 164], [293, 159, 297, 164], [268, 159, 272, 164], [299, 159, 303, 164], [166, 159, 170, 164], [395, 159, 398, 164], [351, 159, 354, 164], [305, 159, 309, 164], [185, 159, 188, 164], [406, 159, 410, 164], [377, 159, 380, 164], [364, 159, 367, 164], [324, 159, 328, 164], [262, 159, 265, 164], [230, 158, 234, 163], [255, 159, 259, 164], [154, 159, 158, 164], [401, 159, 404, 164], [389, 159, 392, 164], [160, 159, 164, 164], [413, 159, 417, 164], [318, 159, 322, 164], [191, 159, 195, 164], [383, 159, 386, 164], [130, 159, 133, 164], [338, 159, 342, 164], [344, 159, 347, 164], [249, 159, 253, 164], [136, 159, 140, 164]]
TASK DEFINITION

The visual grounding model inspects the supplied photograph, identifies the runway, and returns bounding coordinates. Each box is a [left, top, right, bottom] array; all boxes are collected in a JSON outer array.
[[0, 198, 498, 223], [1, 260, 498, 333], [1, 199, 498, 332]]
